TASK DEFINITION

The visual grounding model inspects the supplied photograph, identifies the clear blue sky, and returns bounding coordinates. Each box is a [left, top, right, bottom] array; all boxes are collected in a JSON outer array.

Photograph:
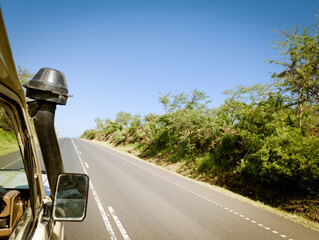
[[1, 0, 318, 137]]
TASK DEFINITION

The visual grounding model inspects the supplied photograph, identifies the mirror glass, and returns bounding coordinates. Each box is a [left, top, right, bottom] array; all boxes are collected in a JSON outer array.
[[53, 173, 89, 221]]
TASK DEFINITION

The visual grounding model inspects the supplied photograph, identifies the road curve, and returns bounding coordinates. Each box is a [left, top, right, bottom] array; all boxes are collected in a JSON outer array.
[[58, 138, 318, 240]]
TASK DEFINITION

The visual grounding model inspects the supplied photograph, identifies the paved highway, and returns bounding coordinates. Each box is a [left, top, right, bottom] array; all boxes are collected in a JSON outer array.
[[58, 138, 318, 240], [0, 151, 23, 170]]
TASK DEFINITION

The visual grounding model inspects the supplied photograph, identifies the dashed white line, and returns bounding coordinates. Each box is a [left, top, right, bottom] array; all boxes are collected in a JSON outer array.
[[85, 162, 89, 169], [90, 182, 117, 240], [108, 207, 130, 240], [71, 139, 117, 240]]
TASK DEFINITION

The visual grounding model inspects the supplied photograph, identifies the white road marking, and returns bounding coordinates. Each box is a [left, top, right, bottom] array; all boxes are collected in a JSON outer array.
[[108, 207, 130, 240], [1, 158, 21, 169], [71, 139, 117, 240], [85, 162, 89, 169], [87, 140, 295, 240]]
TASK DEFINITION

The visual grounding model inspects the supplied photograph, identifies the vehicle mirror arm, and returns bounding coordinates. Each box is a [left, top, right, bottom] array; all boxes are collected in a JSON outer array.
[[42, 199, 53, 221]]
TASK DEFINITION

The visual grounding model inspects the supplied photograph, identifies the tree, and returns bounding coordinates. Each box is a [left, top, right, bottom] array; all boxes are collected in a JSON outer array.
[[223, 83, 277, 105], [186, 89, 211, 110], [268, 16, 319, 125], [0, 106, 12, 132], [17, 65, 33, 85], [115, 111, 133, 128], [94, 118, 104, 130], [158, 93, 171, 113], [158, 89, 211, 112]]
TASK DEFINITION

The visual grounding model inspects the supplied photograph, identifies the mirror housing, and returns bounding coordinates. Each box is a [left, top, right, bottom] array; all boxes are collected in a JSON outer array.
[[52, 173, 89, 222]]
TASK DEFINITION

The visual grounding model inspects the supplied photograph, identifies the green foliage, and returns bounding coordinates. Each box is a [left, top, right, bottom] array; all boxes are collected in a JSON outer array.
[[17, 65, 34, 85], [0, 109, 13, 132], [223, 83, 278, 105], [158, 93, 171, 113], [116, 111, 133, 128], [159, 89, 211, 112], [0, 106, 17, 156], [268, 18, 319, 102], [0, 128, 18, 156], [241, 127, 319, 193], [81, 129, 97, 140]]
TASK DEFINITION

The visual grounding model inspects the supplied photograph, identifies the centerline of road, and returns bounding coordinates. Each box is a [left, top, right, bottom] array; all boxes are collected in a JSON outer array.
[[84, 162, 89, 169], [71, 139, 130, 240], [1, 158, 22, 169]]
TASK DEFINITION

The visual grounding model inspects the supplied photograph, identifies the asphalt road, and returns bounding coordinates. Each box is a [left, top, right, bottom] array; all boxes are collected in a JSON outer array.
[[57, 138, 318, 240], [0, 150, 23, 170]]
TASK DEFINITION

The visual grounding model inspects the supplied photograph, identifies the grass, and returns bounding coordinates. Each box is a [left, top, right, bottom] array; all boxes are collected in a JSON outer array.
[[88, 139, 319, 232], [0, 128, 18, 156]]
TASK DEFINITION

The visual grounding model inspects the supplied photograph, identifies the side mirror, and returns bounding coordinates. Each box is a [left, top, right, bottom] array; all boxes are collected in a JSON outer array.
[[52, 173, 89, 222]]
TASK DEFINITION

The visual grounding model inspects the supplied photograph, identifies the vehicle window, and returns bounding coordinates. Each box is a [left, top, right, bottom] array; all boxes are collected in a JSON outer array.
[[0, 106, 28, 189], [0, 105, 29, 238]]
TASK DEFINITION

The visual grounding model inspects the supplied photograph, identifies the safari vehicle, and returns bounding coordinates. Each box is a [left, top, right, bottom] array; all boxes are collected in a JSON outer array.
[[0, 8, 89, 240]]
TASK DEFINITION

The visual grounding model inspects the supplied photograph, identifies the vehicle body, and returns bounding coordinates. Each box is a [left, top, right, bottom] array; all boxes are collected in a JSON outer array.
[[0, 7, 88, 240]]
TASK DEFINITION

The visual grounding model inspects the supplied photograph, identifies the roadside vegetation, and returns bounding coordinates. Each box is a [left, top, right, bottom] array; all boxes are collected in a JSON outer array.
[[0, 128, 18, 156], [83, 19, 319, 223]]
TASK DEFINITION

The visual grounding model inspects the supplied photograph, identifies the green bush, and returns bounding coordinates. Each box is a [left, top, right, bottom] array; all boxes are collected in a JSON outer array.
[[80, 129, 97, 140], [241, 127, 319, 193], [0, 128, 18, 156]]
